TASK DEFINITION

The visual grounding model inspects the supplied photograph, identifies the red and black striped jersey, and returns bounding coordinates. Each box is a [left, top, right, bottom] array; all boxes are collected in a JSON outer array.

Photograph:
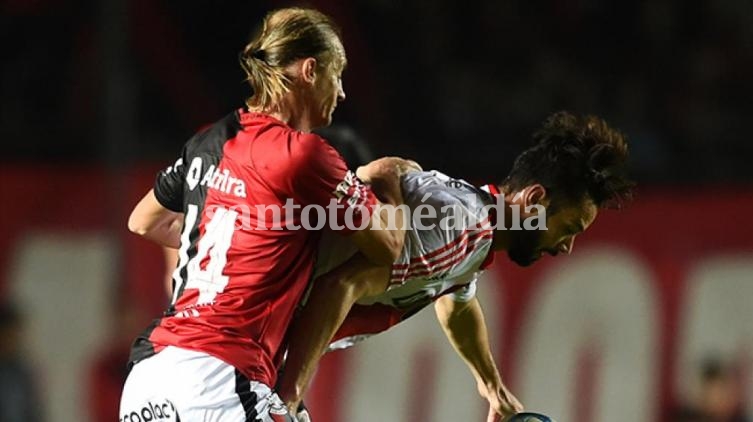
[[130, 109, 376, 387]]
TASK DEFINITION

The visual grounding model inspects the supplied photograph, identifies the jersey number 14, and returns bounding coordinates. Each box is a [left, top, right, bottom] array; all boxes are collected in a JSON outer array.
[[172, 204, 237, 308]]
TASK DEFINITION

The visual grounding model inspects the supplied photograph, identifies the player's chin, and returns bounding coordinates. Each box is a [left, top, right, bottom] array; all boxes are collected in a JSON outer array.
[[312, 115, 333, 131]]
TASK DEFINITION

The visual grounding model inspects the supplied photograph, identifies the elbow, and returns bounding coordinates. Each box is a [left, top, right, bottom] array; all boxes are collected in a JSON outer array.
[[127, 213, 148, 236], [386, 235, 404, 262]]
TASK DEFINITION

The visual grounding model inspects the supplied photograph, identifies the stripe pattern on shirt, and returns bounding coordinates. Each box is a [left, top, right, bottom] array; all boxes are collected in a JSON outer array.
[[390, 216, 493, 284]]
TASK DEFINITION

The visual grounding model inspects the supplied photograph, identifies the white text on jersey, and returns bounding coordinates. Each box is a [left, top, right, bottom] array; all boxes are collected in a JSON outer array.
[[185, 157, 247, 198]]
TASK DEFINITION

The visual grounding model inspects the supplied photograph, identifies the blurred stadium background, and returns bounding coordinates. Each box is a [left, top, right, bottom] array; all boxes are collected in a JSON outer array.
[[1, 1, 752, 421]]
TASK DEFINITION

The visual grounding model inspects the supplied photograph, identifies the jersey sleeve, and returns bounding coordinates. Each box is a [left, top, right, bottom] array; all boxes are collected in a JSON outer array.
[[446, 278, 478, 302], [153, 148, 187, 212], [291, 134, 377, 233]]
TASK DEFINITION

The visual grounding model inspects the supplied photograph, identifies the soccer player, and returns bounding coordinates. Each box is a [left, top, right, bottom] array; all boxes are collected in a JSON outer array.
[[119, 8, 415, 421], [278, 111, 634, 421]]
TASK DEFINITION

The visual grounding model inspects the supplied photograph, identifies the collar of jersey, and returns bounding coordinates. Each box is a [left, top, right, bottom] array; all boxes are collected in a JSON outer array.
[[238, 108, 291, 128], [479, 183, 499, 270]]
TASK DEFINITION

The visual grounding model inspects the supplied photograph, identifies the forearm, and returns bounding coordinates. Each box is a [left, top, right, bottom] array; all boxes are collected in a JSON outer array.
[[352, 201, 406, 264], [139, 215, 183, 249], [436, 297, 502, 393], [128, 189, 183, 249], [437, 297, 524, 418], [350, 156, 418, 264], [278, 254, 389, 408], [277, 280, 355, 408]]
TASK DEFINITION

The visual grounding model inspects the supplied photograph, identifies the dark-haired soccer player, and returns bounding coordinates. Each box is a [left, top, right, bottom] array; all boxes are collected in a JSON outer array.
[[278, 111, 634, 422]]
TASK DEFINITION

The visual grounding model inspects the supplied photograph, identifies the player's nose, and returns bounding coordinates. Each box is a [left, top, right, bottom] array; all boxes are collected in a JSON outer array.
[[559, 237, 575, 255], [337, 80, 345, 101]]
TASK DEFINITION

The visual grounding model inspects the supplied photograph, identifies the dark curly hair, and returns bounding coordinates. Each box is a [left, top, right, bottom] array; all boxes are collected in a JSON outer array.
[[503, 111, 634, 209]]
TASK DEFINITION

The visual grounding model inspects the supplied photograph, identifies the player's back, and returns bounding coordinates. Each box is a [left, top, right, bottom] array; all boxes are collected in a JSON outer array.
[[392, 171, 494, 280], [362, 170, 495, 309], [131, 109, 362, 387], [319, 170, 498, 349]]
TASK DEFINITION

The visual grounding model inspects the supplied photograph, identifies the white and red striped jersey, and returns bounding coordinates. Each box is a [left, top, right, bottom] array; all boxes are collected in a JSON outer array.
[[315, 170, 499, 350]]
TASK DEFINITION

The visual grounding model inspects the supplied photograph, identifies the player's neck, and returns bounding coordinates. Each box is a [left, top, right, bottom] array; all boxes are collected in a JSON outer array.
[[490, 192, 518, 251], [251, 94, 316, 133]]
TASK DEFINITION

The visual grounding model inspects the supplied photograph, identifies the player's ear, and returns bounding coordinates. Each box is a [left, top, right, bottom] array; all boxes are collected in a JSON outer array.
[[523, 184, 547, 208], [300, 58, 317, 85]]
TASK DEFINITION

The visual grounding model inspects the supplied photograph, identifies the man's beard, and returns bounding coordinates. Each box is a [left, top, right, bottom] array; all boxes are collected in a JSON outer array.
[[507, 229, 544, 267]]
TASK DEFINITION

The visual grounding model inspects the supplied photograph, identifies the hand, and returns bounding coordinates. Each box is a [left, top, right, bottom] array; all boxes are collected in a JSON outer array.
[[393, 158, 422, 175], [356, 157, 422, 205], [278, 385, 301, 416], [283, 398, 301, 417], [355, 157, 422, 182], [487, 404, 503, 422], [485, 384, 523, 422]]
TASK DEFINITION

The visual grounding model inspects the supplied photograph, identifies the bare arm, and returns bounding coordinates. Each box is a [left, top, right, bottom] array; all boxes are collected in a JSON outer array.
[[349, 202, 405, 265], [355, 156, 421, 204], [277, 253, 391, 412], [349, 157, 422, 264], [435, 295, 523, 420], [277, 157, 420, 409], [128, 189, 184, 249]]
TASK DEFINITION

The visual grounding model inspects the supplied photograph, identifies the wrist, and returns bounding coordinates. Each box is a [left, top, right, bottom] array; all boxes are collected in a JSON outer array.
[[280, 390, 301, 410], [478, 377, 503, 397], [277, 378, 302, 403]]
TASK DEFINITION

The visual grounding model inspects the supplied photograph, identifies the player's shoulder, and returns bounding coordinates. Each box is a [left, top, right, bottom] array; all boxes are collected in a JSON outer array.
[[262, 131, 342, 178], [404, 170, 476, 192], [243, 115, 338, 164], [404, 171, 480, 206], [293, 132, 338, 159], [247, 123, 345, 194], [404, 170, 494, 233]]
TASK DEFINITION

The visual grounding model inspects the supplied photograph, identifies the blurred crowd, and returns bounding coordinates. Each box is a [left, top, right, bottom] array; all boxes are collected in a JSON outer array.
[[672, 358, 750, 422], [0, 303, 42, 422], [1, 0, 752, 184]]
